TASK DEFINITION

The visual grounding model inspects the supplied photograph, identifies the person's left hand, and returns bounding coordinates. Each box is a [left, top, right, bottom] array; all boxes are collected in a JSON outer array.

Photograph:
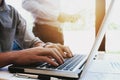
[[44, 42, 73, 58]]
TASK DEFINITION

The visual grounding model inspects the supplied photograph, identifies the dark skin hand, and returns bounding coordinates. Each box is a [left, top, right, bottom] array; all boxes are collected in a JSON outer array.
[[44, 42, 73, 58], [0, 43, 73, 67]]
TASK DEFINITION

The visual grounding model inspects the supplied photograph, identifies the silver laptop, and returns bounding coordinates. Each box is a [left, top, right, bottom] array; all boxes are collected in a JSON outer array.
[[80, 0, 114, 80], [8, 0, 114, 79]]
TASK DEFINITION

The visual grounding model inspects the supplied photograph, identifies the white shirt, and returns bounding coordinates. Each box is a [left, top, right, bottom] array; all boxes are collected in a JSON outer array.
[[22, 0, 60, 26]]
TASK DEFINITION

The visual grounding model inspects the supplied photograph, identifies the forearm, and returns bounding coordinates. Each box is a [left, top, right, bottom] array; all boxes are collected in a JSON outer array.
[[15, 13, 44, 49], [22, 0, 58, 20], [22, 0, 46, 16], [0, 51, 18, 67], [0, 48, 37, 67], [0, 49, 34, 68]]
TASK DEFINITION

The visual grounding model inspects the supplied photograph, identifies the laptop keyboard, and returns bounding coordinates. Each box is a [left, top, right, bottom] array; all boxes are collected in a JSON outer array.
[[36, 55, 86, 71]]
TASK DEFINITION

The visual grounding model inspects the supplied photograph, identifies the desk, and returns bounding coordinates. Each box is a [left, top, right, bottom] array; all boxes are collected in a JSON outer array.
[[80, 52, 120, 80], [0, 52, 120, 80]]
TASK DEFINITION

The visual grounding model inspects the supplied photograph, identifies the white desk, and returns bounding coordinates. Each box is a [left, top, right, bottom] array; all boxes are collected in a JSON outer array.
[[80, 53, 120, 80], [1, 53, 120, 80]]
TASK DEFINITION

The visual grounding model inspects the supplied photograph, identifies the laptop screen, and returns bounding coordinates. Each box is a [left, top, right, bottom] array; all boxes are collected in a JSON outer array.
[[80, 0, 115, 79]]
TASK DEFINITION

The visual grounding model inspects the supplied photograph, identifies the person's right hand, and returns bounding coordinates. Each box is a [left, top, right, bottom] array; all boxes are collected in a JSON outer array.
[[12, 47, 64, 66]]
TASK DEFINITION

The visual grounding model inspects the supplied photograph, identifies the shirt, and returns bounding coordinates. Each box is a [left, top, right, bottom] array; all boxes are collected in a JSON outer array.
[[0, 0, 43, 52], [22, 0, 60, 26]]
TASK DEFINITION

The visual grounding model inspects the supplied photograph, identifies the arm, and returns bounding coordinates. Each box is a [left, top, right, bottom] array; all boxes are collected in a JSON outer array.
[[14, 8, 45, 49], [22, 0, 59, 21], [0, 51, 15, 68], [0, 42, 73, 68], [0, 47, 64, 68]]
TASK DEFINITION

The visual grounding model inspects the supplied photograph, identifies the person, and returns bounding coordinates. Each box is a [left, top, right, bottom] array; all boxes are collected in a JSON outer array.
[[22, 0, 80, 45], [0, 0, 73, 68]]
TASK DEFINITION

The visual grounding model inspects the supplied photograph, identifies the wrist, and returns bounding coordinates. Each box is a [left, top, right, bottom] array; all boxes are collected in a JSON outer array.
[[42, 42, 53, 48], [33, 42, 46, 48]]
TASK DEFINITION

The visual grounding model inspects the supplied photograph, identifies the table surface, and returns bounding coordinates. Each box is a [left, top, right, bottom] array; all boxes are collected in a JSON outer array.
[[79, 52, 120, 80]]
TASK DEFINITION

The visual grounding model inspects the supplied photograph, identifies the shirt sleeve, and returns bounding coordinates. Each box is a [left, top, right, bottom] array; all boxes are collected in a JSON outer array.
[[22, 0, 59, 21], [14, 9, 44, 49]]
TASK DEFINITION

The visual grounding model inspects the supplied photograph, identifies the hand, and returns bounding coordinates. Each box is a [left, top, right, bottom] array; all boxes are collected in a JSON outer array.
[[0, 43, 73, 67], [44, 42, 73, 58], [12, 47, 65, 66]]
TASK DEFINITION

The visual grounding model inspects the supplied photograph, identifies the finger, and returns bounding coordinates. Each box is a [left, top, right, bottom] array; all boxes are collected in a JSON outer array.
[[54, 44, 67, 58], [36, 48, 63, 64], [53, 48, 64, 63], [36, 56, 59, 66], [63, 46, 73, 58], [45, 43, 66, 58], [54, 44, 66, 58], [56, 44, 73, 58], [50, 48, 64, 65]]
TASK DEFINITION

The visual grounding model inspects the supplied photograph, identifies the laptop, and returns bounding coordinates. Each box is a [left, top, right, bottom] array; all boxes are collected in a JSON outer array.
[[8, 0, 114, 79]]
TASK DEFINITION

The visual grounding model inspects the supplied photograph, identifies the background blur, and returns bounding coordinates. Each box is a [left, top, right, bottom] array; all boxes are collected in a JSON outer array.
[[6, 0, 120, 54]]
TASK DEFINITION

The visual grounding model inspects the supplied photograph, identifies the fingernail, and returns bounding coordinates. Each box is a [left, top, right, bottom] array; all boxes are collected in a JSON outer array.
[[69, 54, 73, 57], [55, 63, 59, 66]]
